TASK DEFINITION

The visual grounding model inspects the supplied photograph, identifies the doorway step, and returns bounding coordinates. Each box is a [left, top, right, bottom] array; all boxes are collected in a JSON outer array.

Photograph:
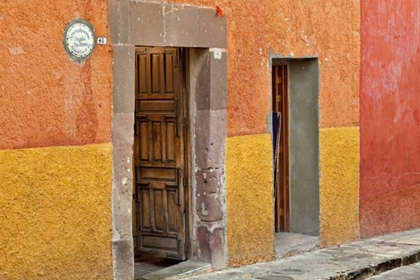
[[135, 258, 210, 280], [275, 232, 320, 259]]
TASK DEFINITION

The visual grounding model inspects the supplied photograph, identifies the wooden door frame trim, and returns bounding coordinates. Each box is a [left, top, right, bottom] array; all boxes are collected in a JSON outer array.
[[110, 1, 227, 278]]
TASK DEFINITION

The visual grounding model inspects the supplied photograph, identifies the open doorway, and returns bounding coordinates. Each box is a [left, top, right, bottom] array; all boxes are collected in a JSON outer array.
[[272, 63, 290, 232], [133, 46, 189, 278], [110, 3, 228, 279], [271, 58, 320, 258]]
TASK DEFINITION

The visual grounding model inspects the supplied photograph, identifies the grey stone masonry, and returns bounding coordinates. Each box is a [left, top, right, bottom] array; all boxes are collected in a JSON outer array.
[[112, 112, 135, 280], [194, 110, 226, 169], [113, 45, 135, 114], [191, 48, 227, 269], [194, 49, 227, 111], [110, 1, 228, 276], [110, 1, 227, 48]]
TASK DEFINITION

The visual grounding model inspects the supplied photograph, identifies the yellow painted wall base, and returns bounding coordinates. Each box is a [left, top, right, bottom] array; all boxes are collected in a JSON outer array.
[[320, 127, 360, 246], [0, 144, 113, 279], [226, 133, 274, 267]]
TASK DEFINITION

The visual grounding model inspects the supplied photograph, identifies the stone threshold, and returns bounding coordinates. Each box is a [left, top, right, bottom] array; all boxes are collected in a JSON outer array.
[[136, 260, 211, 280], [275, 232, 321, 259]]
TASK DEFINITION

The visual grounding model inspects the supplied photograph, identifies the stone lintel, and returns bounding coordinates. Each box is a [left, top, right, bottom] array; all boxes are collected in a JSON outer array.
[[115, 1, 227, 48]]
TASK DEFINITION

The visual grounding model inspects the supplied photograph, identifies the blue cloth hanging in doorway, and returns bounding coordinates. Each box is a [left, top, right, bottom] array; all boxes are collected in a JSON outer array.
[[272, 112, 280, 159]]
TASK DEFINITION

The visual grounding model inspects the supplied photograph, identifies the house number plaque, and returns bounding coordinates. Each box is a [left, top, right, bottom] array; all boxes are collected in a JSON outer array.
[[63, 19, 95, 61]]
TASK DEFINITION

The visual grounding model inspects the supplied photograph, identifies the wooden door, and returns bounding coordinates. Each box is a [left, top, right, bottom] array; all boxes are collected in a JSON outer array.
[[272, 64, 290, 232], [134, 47, 187, 260]]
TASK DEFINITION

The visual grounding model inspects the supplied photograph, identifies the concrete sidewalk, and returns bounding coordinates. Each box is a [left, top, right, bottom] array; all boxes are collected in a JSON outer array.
[[182, 229, 420, 280], [367, 262, 420, 279]]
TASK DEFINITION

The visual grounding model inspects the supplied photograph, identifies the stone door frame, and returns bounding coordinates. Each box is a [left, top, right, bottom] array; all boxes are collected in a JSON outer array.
[[109, 1, 228, 279]]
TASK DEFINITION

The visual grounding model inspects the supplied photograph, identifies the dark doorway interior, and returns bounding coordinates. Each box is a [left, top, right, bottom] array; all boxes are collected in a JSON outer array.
[[272, 63, 290, 232], [272, 58, 320, 236], [271, 58, 321, 259], [272, 58, 320, 237]]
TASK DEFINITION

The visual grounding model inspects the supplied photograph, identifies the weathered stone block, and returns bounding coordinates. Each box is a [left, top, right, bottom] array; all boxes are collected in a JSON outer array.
[[195, 110, 227, 169], [112, 239, 134, 280], [197, 8, 227, 48], [196, 192, 224, 222], [210, 227, 226, 269], [109, 0, 130, 44], [112, 113, 135, 182], [194, 49, 227, 111], [164, 3, 200, 47], [196, 226, 226, 268], [112, 113, 135, 239], [209, 50, 227, 110], [108, 0, 120, 44], [197, 226, 212, 263], [129, 1, 164, 46], [194, 50, 211, 111], [195, 168, 225, 194], [113, 45, 135, 114]]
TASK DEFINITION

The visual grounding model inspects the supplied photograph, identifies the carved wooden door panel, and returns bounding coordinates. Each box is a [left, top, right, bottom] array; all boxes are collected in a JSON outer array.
[[134, 47, 186, 260]]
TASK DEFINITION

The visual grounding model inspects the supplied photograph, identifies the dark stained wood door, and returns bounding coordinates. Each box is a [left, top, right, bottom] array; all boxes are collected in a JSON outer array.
[[134, 47, 187, 260], [273, 64, 290, 232]]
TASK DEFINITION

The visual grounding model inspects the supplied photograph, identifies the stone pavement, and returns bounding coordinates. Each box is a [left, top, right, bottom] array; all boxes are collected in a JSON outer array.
[[182, 229, 420, 280], [275, 232, 320, 258], [367, 263, 420, 279]]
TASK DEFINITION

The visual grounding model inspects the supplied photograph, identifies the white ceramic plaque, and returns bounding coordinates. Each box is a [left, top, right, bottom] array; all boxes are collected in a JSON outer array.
[[64, 20, 95, 60]]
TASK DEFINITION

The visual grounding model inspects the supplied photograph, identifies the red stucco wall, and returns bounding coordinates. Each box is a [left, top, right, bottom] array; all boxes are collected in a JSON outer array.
[[360, 0, 420, 237]]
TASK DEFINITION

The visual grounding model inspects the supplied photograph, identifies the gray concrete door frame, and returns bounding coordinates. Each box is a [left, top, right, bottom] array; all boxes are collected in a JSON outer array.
[[271, 57, 320, 237]]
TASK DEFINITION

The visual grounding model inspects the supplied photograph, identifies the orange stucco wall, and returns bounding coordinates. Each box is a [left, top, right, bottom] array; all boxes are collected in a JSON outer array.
[[0, 1, 114, 278], [0, 1, 113, 150], [1, 0, 362, 274], [148, 0, 360, 266], [151, 0, 360, 135], [360, 0, 420, 237], [151, 0, 360, 264]]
